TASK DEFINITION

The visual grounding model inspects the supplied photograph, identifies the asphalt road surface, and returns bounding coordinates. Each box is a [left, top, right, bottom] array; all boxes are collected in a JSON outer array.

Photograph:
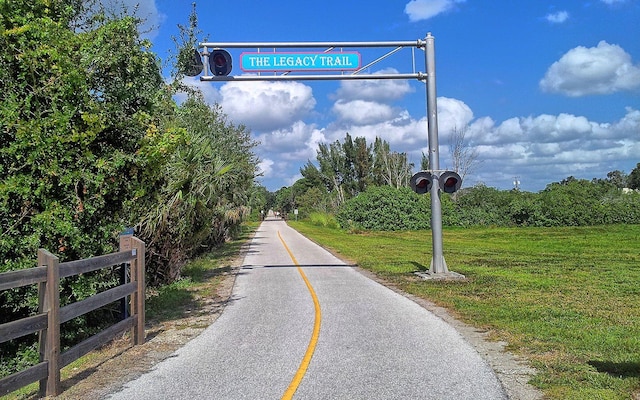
[[108, 217, 508, 399]]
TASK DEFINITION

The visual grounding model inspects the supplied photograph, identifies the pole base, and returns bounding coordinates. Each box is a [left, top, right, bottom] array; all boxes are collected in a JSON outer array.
[[414, 270, 467, 281]]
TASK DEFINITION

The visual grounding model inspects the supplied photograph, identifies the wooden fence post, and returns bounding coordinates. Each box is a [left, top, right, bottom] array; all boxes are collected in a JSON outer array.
[[131, 237, 146, 345], [119, 234, 133, 342], [37, 249, 61, 397]]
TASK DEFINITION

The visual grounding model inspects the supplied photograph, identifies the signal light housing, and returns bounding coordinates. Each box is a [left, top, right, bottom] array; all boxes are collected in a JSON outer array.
[[438, 170, 462, 194], [183, 48, 204, 77], [210, 49, 233, 76], [410, 170, 463, 194], [410, 171, 434, 194]]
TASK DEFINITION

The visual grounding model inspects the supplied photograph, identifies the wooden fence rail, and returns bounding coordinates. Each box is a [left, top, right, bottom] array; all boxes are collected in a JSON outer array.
[[0, 236, 145, 397]]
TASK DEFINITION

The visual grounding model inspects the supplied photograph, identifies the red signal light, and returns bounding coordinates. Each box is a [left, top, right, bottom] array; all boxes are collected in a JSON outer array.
[[438, 171, 462, 193], [210, 49, 232, 76], [410, 171, 433, 194], [444, 177, 458, 188]]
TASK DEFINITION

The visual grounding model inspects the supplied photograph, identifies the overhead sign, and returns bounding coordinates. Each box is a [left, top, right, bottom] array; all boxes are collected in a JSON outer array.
[[240, 52, 361, 72]]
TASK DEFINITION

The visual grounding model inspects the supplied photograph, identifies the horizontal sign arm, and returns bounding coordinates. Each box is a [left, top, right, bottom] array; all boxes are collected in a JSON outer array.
[[200, 73, 426, 82], [200, 40, 425, 49]]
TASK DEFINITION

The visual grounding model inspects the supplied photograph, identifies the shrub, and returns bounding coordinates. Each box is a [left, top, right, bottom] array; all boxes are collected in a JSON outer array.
[[337, 186, 431, 231]]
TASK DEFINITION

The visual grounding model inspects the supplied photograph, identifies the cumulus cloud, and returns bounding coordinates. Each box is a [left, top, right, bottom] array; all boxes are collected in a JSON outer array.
[[332, 100, 396, 125], [540, 41, 640, 96], [250, 83, 639, 190], [320, 96, 474, 162], [256, 121, 326, 162], [257, 159, 274, 177], [404, 0, 466, 22], [467, 107, 640, 188], [218, 80, 316, 132], [334, 69, 413, 102], [436, 97, 474, 136], [425, 100, 634, 183], [546, 11, 569, 23]]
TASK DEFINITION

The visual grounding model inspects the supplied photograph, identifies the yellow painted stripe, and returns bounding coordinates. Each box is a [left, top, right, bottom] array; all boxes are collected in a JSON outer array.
[[278, 231, 322, 400]]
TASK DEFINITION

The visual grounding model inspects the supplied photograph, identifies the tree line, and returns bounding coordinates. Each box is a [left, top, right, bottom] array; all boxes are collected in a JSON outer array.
[[272, 133, 640, 229], [272, 133, 429, 215]]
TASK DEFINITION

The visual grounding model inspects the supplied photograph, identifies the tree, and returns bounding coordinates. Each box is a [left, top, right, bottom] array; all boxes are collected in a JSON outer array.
[[138, 96, 258, 284], [420, 151, 430, 171], [628, 163, 640, 190], [0, 1, 169, 273], [372, 138, 413, 188], [0, 0, 175, 375], [317, 141, 347, 205], [448, 126, 481, 184], [602, 170, 628, 188], [353, 136, 373, 193]]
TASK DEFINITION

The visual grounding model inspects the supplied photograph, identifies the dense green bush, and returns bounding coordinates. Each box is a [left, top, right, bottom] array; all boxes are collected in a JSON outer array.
[[0, 2, 260, 380], [337, 186, 431, 231], [336, 180, 640, 231], [1, 3, 164, 375]]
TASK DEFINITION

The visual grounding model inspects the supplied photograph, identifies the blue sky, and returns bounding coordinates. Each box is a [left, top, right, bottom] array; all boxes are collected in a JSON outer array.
[[116, 0, 639, 192]]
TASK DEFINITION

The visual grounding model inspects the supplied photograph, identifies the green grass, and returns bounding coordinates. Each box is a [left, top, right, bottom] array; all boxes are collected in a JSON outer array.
[[289, 222, 640, 400], [146, 222, 259, 322]]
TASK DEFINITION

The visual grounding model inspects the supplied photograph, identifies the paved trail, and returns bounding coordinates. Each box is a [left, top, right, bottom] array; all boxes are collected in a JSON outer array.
[[108, 217, 507, 399]]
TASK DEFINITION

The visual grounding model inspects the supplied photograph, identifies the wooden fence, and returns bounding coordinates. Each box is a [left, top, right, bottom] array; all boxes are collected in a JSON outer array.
[[0, 236, 145, 397]]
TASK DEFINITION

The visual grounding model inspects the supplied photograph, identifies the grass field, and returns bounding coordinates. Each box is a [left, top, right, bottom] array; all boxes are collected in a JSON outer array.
[[289, 222, 640, 400]]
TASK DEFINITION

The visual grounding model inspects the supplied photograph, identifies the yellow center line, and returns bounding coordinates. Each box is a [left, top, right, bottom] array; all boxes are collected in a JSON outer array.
[[278, 231, 322, 400]]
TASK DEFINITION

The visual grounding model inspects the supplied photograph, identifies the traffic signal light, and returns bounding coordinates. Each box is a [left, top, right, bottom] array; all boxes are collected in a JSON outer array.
[[210, 49, 232, 76], [410, 170, 462, 194], [410, 171, 434, 194], [438, 171, 462, 194]]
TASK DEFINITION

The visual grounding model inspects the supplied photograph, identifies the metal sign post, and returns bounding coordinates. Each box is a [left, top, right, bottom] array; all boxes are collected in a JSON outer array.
[[424, 35, 447, 275], [199, 34, 462, 279]]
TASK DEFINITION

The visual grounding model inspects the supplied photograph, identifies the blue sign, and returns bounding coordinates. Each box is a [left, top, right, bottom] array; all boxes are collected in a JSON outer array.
[[240, 52, 361, 72]]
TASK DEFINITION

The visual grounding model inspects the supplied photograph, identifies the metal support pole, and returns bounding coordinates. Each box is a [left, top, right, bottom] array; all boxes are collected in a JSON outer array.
[[424, 33, 449, 274]]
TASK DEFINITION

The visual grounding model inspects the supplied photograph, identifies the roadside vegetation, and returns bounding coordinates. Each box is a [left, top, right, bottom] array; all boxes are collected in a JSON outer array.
[[0, 1, 266, 385]]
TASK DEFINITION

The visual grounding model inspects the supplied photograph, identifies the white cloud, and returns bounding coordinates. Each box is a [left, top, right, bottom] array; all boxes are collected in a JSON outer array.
[[334, 69, 413, 102], [466, 108, 640, 189], [219, 80, 316, 132], [520, 113, 592, 143], [404, 0, 466, 22], [254, 89, 639, 190], [332, 100, 396, 125], [436, 97, 474, 137], [256, 121, 326, 162], [601, 0, 627, 5], [258, 158, 274, 177], [325, 111, 426, 151], [540, 41, 640, 96], [177, 77, 221, 105], [319, 97, 474, 163], [546, 11, 569, 24]]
